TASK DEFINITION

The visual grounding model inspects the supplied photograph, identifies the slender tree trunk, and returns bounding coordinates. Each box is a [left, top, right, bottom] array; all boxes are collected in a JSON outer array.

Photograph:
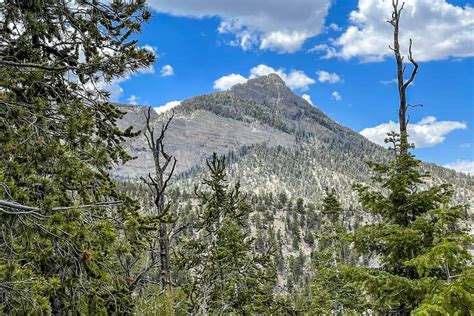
[[142, 107, 177, 315], [389, 0, 419, 154], [153, 151, 172, 297]]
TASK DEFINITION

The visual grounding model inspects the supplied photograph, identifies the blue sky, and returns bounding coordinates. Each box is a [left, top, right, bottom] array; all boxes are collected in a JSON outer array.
[[114, 0, 474, 174]]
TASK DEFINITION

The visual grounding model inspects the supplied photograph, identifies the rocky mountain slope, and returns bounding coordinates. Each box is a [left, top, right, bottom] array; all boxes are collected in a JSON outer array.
[[114, 74, 473, 209], [114, 74, 473, 291]]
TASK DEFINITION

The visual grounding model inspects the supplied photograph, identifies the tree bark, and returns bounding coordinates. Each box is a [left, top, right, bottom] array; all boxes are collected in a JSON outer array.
[[389, 0, 419, 154], [142, 106, 176, 314]]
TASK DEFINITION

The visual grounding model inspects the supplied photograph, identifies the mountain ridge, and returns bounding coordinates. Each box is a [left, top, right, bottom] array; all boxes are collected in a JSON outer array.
[[114, 74, 473, 210]]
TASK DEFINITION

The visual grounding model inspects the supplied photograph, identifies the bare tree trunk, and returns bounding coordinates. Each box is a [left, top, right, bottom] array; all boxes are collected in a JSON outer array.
[[141, 106, 176, 315], [388, 0, 419, 154]]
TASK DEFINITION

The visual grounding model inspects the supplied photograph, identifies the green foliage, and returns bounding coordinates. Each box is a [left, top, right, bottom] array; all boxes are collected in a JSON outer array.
[[175, 154, 275, 314], [133, 285, 189, 316], [311, 189, 361, 314], [0, 0, 155, 313], [336, 134, 473, 314]]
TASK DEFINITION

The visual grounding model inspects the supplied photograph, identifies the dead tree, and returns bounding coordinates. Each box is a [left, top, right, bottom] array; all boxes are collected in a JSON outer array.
[[141, 106, 176, 313], [388, 0, 419, 154]]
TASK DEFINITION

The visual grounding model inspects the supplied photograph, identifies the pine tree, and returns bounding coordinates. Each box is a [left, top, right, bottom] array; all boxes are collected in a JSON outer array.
[[314, 1, 473, 314], [175, 154, 275, 314], [343, 134, 473, 315], [1, 0, 155, 313], [311, 189, 361, 314]]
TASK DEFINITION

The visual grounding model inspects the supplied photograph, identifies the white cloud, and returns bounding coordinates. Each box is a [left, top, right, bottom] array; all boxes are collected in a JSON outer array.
[[308, 44, 338, 58], [148, 0, 331, 53], [99, 65, 155, 101], [248, 64, 315, 90], [87, 75, 130, 102], [328, 23, 342, 32], [302, 94, 314, 105], [331, 91, 342, 101], [317, 70, 341, 83], [214, 64, 315, 91], [89, 44, 157, 101], [328, 0, 474, 62], [259, 31, 309, 53], [154, 100, 182, 115], [249, 64, 284, 78], [127, 95, 139, 105], [284, 70, 316, 91], [443, 160, 474, 175], [213, 73, 248, 91], [360, 116, 467, 148], [160, 64, 174, 77], [380, 78, 398, 85], [460, 143, 472, 148]]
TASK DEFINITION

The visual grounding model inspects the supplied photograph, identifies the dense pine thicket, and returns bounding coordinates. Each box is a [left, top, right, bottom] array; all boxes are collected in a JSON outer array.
[[116, 135, 473, 314], [0, 0, 157, 313]]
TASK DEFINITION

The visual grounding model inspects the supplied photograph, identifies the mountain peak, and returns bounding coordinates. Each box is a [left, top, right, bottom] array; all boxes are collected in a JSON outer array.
[[232, 73, 286, 91], [256, 73, 286, 84], [229, 73, 298, 107]]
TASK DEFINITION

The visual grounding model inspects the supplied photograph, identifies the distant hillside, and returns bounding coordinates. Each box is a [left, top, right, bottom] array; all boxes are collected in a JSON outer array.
[[114, 74, 473, 292], [114, 74, 473, 209]]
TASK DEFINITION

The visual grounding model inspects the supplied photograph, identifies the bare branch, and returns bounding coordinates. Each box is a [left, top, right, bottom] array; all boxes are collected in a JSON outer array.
[[388, 0, 419, 153], [0, 59, 69, 71], [160, 158, 177, 199], [144, 106, 156, 152], [0, 200, 123, 216], [402, 39, 419, 90], [140, 106, 176, 304]]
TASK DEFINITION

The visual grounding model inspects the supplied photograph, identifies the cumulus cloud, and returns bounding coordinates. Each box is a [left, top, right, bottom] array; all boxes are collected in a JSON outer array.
[[317, 70, 341, 83], [213, 73, 248, 91], [360, 116, 467, 148], [148, 0, 330, 53], [323, 0, 474, 62], [443, 160, 474, 175], [331, 91, 342, 101], [249, 64, 283, 78], [154, 100, 182, 115], [248, 64, 316, 90], [302, 94, 314, 105], [213, 64, 315, 91], [259, 31, 309, 53], [160, 64, 174, 77], [283, 71, 316, 91]]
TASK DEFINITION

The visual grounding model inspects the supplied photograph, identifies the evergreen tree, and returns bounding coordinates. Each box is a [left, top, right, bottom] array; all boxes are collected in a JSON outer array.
[[0, 0, 155, 313], [175, 154, 275, 314], [336, 1, 473, 313], [311, 189, 360, 314], [314, 1, 473, 314], [344, 134, 473, 314]]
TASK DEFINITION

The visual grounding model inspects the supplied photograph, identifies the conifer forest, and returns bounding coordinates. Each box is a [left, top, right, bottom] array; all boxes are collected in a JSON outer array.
[[1, 0, 473, 315]]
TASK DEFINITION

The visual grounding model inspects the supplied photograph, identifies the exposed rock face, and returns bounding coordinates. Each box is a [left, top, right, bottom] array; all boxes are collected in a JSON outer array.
[[114, 108, 295, 179], [114, 74, 473, 210]]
